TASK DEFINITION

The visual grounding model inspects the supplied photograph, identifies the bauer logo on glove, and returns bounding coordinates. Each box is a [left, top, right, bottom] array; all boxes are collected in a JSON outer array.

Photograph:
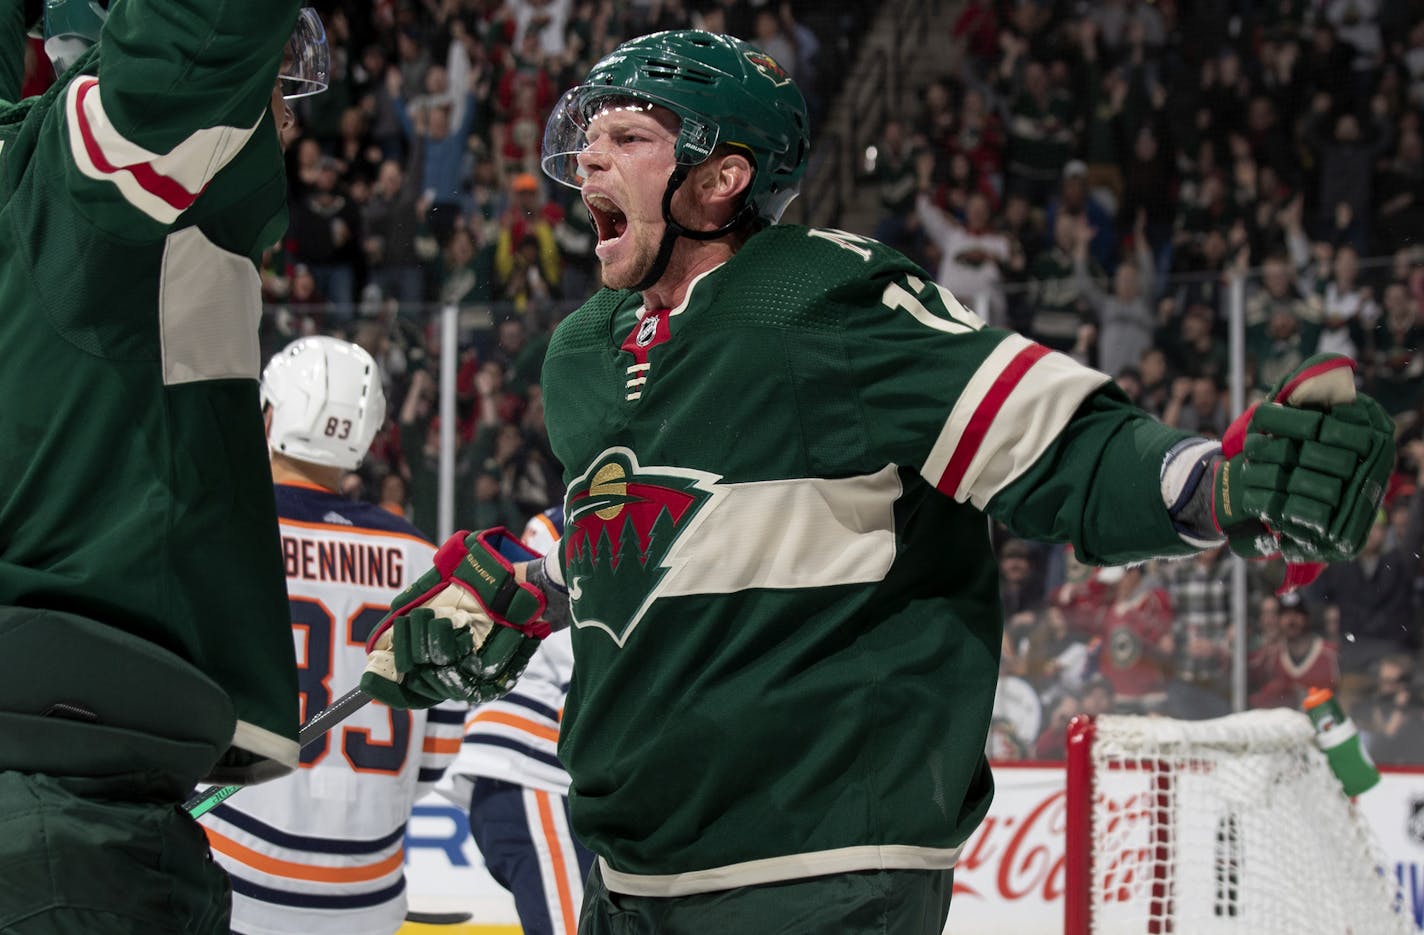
[[360, 528, 551, 708]]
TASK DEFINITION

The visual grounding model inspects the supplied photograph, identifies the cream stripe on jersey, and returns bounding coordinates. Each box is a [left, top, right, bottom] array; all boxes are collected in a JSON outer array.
[[599, 842, 965, 898], [64, 75, 263, 225], [659, 463, 901, 598], [158, 226, 263, 385], [920, 334, 1110, 509], [921, 335, 1030, 493], [574, 461, 902, 647]]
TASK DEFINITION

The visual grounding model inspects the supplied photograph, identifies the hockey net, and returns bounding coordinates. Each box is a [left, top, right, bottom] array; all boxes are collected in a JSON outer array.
[[1064, 709, 1408, 935]]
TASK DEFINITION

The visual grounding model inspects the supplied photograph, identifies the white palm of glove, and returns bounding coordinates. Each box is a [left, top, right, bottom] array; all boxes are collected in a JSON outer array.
[[364, 583, 495, 684]]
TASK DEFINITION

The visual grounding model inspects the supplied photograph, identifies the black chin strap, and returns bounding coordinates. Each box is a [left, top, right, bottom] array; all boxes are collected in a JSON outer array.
[[630, 164, 759, 293]]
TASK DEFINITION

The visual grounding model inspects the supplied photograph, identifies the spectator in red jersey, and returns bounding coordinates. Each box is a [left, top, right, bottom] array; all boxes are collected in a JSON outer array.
[[943, 88, 1005, 193], [1248, 590, 1339, 709], [950, 0, 998, 77], [494, 63, 556, 175], [1091, 565, 1175, 714], [1049, 548, 1113, 642]]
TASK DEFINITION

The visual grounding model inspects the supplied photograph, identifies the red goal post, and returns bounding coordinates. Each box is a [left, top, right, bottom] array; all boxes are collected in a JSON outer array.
[[1064, 710, 1409, 935]]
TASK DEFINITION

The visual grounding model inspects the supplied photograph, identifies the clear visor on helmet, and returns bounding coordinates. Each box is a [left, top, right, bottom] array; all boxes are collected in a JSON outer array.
[[540, 85, 719, 190], [279, 8, 329, 100], [40, 0, 109, 73]]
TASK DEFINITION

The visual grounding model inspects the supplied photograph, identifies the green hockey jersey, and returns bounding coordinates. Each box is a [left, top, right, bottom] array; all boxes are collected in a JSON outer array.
[[542, 224, 1199, 895], [0, 0, 302, 782]]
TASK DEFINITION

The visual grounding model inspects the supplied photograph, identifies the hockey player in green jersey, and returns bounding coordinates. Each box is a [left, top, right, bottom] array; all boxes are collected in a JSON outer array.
[[360, 29, 1396, 935], [0, 1, 328, 931]]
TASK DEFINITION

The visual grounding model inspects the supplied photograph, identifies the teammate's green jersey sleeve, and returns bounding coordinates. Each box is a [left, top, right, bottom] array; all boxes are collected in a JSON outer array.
[[0, 0, 303, 783], [46, 0, 299, 245]]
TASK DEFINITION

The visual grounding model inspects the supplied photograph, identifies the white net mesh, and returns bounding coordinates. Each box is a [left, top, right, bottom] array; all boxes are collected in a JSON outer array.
[[1084, 710, 1408, 935]]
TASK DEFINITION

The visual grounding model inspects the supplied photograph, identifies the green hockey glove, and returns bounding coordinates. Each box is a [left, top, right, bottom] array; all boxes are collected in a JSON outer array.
[[360, 528, 550, 709], [1188, 354, 1393, 589]]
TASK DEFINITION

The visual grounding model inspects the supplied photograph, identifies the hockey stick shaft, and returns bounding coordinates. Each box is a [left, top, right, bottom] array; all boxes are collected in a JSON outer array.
[[183, 686, 372, 819]]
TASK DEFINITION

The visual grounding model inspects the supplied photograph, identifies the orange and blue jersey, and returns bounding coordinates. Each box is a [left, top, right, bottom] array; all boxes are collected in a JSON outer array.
[[200, 482, 465, 935]]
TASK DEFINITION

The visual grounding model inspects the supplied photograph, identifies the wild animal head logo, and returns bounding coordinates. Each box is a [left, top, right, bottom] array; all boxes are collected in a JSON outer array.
[[744, 50, 791, 87], [1109, 627, 1143, 668], [563, 448, 719, 645]]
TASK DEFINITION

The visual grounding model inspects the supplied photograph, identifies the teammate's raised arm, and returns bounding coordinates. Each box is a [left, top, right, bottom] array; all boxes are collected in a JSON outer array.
[[0, 4, 329, 932], [44, 0, 327, 240], [87, 0, 301, 143]]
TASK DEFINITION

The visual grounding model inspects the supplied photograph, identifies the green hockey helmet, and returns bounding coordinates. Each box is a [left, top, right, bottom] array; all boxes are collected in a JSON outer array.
[[41, 0, 108, 43], [541, 30, 811, 225]]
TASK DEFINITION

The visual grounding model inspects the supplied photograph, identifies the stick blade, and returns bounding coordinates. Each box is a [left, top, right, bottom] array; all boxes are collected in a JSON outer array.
[[404, 910, 475, 924]]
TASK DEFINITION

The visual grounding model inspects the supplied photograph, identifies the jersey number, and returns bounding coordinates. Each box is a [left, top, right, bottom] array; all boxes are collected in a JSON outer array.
[[291, 598, 411, 774], [324, 418, 353, 439], [882, 274, 986, 335], [806, 229, 987, 334]]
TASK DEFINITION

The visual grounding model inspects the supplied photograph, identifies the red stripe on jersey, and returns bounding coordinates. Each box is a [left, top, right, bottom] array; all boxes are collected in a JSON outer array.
[[73, 78, 202, 212], [935, 343, 1050, 497]]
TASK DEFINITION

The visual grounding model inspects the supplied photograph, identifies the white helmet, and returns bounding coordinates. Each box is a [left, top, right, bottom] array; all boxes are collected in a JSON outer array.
[[261, 336, 386, 471]]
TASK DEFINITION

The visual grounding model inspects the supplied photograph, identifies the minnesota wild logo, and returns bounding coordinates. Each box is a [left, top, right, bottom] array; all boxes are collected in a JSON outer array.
[[564, 448, 719, 645], [744, 50, 791, 87]]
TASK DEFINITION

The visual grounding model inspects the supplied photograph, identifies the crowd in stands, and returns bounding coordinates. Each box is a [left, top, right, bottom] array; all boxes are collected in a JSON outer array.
[[915, 0, 1424, 765], [21, 0, 1423, 762]]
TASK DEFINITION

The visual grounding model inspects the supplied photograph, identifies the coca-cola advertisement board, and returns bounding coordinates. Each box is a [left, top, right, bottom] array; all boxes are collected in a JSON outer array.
[[398, 764, 1424, 934]]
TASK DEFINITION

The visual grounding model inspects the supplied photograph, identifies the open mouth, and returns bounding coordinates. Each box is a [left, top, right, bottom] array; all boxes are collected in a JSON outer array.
[[585, 192, 629, 248]]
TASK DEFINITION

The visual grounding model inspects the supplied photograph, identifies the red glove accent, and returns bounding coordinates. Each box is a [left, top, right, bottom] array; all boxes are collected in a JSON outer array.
[[365, 529, 549, 652]]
